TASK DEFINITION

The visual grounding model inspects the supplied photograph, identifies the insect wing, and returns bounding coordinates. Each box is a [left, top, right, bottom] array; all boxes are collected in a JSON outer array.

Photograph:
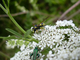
[[33, 50, 37, 60]]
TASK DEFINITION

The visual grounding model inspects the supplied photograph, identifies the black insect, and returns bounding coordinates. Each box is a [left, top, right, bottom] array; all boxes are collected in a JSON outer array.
[[31, 23, 45, 33], [31, 16, 50, 33]]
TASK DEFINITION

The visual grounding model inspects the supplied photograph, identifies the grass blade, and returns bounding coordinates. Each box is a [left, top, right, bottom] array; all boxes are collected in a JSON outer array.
[[6, 28, 23, 38]]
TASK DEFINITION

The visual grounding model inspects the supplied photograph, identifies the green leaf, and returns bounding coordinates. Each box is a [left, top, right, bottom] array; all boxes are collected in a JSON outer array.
[[6, 28, 23, 38], [24, 29, 32, 38], [7, 0, 10, 8], [0, 4, 8, 14], [0, 36, 17, 40], [2, 0, 9, 12]]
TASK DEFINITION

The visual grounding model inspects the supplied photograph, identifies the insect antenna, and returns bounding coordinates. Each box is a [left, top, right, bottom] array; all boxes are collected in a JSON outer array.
[[40, 16, 50, 23]]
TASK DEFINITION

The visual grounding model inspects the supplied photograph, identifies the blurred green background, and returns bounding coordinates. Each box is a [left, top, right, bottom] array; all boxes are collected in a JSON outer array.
[[0, 0, 80, 60]]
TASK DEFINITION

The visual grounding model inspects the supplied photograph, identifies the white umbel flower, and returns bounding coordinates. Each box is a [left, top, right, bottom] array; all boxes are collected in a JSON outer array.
[[20, 44, 26, 51], [10, 20, 80, 60]]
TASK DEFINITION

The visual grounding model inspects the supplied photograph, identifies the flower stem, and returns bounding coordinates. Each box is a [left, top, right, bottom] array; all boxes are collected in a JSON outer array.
[[0, 51, 10, 59], [0, 4, 26, 34], [8, 13, 26, 34]]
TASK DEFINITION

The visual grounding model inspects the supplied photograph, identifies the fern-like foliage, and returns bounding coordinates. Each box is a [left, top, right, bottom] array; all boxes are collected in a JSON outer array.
[[6, 28, 23, 38]]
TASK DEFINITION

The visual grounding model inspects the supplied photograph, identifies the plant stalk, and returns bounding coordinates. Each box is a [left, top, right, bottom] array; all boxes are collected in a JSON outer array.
[[0, 51, 10, 59], [8, 13, 26, 34], [0, 4, 26, 34]]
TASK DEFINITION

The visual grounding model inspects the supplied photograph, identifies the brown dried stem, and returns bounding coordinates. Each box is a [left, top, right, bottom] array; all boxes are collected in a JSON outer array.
[[58, 0, 80, 20], [0, 11, 54, 17], [66, 9, 80, 20], [0, 12, 27, 17]]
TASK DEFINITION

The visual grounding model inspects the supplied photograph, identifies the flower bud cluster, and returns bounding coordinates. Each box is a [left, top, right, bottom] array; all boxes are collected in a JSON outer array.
[[6, 39, 29, 50]]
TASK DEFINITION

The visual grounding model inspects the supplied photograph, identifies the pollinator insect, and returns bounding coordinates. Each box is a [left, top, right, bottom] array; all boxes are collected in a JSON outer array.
[[31, 16, 49, 33], [30, 47, 40, 60]]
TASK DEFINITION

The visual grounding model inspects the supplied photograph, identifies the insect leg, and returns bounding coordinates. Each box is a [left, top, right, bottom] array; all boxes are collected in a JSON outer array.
[[37, 54, 40, 58], [30, 53, 33, 59]]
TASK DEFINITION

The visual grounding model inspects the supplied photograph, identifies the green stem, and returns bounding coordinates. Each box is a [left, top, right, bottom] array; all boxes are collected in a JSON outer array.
[[0, 51, 10, 59], [8, 13, 26, 34], [0, 37, 5, 39], [0, 4, 26, 34]]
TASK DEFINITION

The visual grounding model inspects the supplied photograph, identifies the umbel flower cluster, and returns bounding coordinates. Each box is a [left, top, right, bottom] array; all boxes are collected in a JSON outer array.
[[6, 20, 80, 60]]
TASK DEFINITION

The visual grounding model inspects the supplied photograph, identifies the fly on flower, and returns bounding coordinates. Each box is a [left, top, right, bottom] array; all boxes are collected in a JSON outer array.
[[31, 16, 49, 33]]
